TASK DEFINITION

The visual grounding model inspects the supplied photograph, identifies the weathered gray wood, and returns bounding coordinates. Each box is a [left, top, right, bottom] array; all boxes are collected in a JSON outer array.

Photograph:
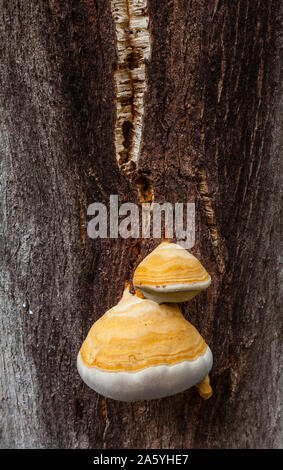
[[0, 0, 282, 448]]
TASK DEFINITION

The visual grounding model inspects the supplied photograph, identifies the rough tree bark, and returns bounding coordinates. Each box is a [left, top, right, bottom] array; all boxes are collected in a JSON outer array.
[[0, 0, 281, 449]]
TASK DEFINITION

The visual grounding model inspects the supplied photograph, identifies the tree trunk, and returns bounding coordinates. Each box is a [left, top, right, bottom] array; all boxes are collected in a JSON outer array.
[[0, 0, 281, 449]]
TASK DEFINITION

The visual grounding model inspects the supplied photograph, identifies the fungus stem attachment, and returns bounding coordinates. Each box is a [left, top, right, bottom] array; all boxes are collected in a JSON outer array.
[[195, 375, 213, 399], [135, 289, 146, 299]]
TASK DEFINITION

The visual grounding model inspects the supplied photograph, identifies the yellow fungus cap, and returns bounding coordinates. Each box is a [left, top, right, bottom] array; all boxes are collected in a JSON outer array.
[[133, 241, 211, 303], [79, 286, 207, 372]]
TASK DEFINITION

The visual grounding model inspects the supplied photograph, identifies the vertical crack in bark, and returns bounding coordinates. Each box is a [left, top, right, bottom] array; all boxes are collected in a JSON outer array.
[[217, 18, 226, 104], [197, 168, 225, 273], [101, 396, 110, 447], [111, 0, 151, 175], [136, 174, 153, 203]]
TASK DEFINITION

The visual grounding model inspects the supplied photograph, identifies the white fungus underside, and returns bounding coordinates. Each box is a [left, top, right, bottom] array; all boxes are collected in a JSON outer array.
[[77, 346, 213, 402], [135, 278, 211, 303]]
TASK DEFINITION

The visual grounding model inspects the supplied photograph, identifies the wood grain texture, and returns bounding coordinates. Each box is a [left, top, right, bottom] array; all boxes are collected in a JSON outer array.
[[0, 0, 282, 448]]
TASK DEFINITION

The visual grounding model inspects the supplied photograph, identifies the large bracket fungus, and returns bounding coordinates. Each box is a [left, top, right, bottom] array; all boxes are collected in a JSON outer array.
[[77, 285, 213, 401]]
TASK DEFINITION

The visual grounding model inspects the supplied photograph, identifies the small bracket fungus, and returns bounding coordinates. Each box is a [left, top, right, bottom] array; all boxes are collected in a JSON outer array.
[[77, 286, 213, 402], [133, 241, 211, 304]]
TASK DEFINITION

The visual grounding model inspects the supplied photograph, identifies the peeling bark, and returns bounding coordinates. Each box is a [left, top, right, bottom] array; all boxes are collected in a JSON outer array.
[[0, 0, 282, 449], [111, 0, 151, 174]]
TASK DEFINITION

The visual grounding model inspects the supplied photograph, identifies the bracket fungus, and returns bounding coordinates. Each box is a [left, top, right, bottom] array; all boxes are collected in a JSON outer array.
[[133, 241, 211, 304], [77, 286, 213, 402]]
